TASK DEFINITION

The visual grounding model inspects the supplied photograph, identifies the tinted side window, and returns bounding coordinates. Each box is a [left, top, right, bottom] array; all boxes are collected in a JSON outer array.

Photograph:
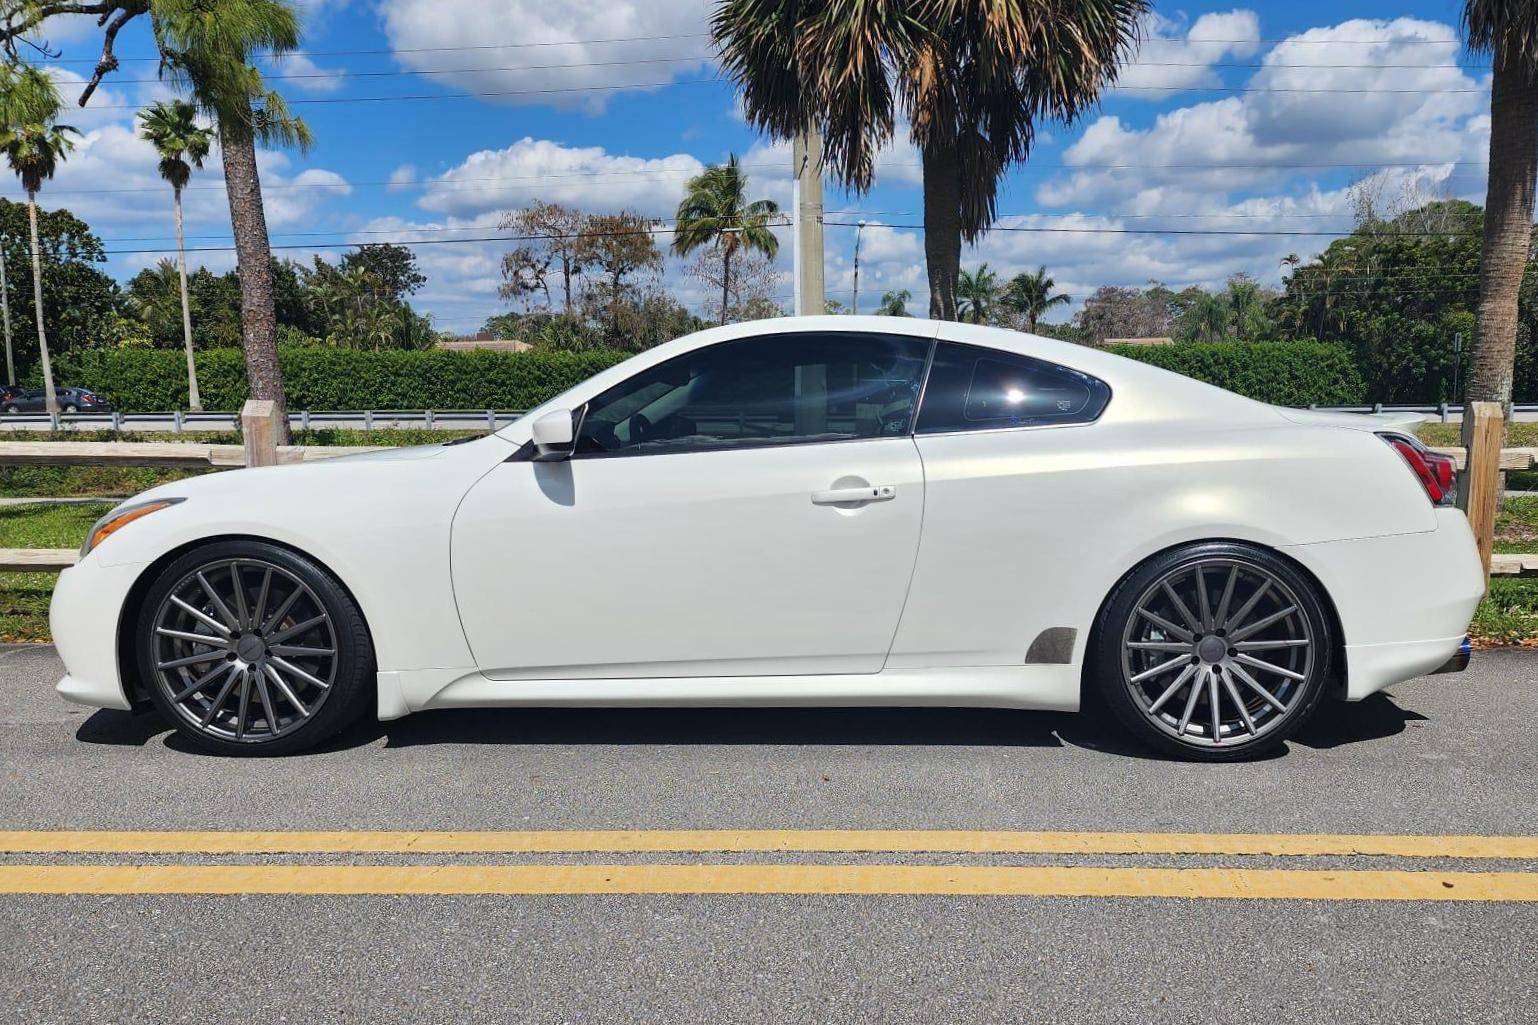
[[915, 341, 1110, 433], [575, 331, 931, 456]]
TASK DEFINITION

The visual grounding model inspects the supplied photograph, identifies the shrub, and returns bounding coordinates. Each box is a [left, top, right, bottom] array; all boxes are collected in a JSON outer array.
[[53, 339, 1364, 412], [49, 347, 633, 411], [1104, 340, 1365, 406]]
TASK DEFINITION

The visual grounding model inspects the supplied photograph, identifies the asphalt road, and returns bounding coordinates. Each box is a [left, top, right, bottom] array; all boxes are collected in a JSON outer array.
[[2, 643, 1536, 1024]]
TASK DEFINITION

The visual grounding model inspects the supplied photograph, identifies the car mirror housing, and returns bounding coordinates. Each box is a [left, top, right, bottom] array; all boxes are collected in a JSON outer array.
[[531, 409, 577, 461]]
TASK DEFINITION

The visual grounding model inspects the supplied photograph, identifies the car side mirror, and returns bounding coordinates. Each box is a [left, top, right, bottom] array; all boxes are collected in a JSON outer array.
[[531, 408, 577, 462]]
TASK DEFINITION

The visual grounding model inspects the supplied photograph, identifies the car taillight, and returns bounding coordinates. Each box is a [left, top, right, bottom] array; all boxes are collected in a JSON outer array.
[[1378, 432, 1457, 506]]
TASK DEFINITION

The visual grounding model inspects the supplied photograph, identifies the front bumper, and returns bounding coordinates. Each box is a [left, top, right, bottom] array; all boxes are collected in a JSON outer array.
[[49, 556, 149, 711]]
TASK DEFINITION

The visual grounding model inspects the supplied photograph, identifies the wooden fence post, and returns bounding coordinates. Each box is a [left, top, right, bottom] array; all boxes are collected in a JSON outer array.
[[242, 399, 280, 468], [1464, 400, 1505, 580]]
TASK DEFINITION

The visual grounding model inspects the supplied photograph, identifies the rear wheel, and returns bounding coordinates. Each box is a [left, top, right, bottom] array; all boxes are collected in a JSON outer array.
[[136, 540, 374, 756], [1091, 542, 1332, 761], [62, 404, 78, 413], [3, 404, 17, 413]]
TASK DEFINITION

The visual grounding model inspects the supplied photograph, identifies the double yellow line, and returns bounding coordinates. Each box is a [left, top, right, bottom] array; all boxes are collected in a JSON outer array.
[[0, 830, 1534, 900]]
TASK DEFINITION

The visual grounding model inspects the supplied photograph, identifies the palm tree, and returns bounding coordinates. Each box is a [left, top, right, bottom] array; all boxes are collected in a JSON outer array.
[[1001, 266, 1070, 332], [139, 100, 212, 411], [0, 67, 75, 414], [876, 289, 911, 316], [154, 0, 313, 440], [1462, 1, 1538, 441], [714, 0, 1144, 320], [672, 154, 780, 325], [0, 62, 60, 388], [955, 263, 1000, 324]]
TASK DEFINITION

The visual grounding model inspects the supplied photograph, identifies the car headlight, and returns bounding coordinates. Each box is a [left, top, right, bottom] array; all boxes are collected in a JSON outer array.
[[81, 498, 184, 557]]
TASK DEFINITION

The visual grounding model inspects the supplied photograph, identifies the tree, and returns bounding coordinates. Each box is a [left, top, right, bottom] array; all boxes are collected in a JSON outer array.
[[0, 198, 120, 369], [714, 0, 1145, 320], [685, 247, 783, 323], [955, 263, 999, 324], [876, 289, 911, 316], [672, 154, 780, 326], [498, 202, 590, 315], [578, 211, 662, 338], [138, 99, 211, 410], [0, 61, 57, 386], [0, 65, 76, 413], [1001, 266, 1069, 332], [153, 0, 314, 441], [340, 244, 425, 304], [1462, 1, 1538, 478]]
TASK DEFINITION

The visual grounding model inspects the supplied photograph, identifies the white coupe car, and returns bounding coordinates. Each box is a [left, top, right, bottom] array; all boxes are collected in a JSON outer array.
[[50, 317, 1484, 760]]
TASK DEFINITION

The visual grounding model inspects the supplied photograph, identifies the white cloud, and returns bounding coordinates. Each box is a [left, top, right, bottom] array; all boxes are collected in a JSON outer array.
[[387, 164, 418, 192], [266, 52, 347, 94], [1039, 18, 1486, 215], [378, 0, 713, 112], [416, 137, 704, 218], [1117, 9, 1261, 95]]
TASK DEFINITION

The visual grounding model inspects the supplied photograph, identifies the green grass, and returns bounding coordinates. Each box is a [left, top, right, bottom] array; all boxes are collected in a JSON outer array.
[[0, 571, 54, 642], [1417, 422, 1538, 447], [1471, 578, 1538, 647], [0, 502, 111, 643]]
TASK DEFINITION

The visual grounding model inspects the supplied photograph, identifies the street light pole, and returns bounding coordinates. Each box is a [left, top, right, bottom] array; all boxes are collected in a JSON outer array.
[[852, 219, 866, 315]]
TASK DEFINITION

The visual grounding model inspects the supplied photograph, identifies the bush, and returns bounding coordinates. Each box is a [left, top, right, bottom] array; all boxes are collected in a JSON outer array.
[[54, 338, 1364, 412], [49, 347, 633, 411], [1105, 340, 1365, 406]]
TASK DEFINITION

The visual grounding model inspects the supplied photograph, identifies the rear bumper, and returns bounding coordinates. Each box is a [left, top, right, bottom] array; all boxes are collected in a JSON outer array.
[[1282, 508, 1485, 700], [1432, 636, 1473, 674]]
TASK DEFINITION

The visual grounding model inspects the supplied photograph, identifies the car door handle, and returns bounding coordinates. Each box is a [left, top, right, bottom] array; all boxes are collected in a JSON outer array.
[[811, 485, 896, 506]]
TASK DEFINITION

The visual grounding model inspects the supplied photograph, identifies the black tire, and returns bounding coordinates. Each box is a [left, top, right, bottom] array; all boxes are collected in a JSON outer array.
[[62, 404, 77, 413], [135, 539, 374, 756], [1088, 541, 1333, 762], [3, 404, 17, 414]]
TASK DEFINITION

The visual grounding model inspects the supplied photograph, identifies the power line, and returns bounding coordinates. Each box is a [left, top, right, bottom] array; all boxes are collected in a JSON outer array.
[[70, 76, 1498, 111], [73, 55, 1498, 85], [0, 158, 1495, 199]]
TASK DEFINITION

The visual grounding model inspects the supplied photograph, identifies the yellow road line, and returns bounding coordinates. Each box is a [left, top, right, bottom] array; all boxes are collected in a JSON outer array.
[[0, 863, 1535, 900], [0, 830, 1535, 858]]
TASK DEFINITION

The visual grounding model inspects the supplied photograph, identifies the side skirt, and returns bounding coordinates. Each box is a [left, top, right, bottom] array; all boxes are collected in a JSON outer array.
[[378, 664, 1082, 720]]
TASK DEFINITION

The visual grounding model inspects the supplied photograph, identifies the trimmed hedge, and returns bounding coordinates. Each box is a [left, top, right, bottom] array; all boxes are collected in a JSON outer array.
[[50, 339, 1365, 412], [49, 347, 633, 412], [1106, 340, 1366, 406]]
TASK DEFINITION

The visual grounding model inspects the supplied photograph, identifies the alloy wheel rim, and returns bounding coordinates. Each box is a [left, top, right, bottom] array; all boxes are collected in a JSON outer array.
[[149, 558, 338, 743], [1119, 558, 1314, 748]]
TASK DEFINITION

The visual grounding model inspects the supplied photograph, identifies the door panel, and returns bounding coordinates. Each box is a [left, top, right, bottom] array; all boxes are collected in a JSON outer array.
[[451, 438, 925, 679]]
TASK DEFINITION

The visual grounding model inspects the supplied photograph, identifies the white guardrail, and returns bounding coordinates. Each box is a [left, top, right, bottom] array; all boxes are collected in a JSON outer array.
[[0, 402, 1532, 433], [0, 409, 529, 432]]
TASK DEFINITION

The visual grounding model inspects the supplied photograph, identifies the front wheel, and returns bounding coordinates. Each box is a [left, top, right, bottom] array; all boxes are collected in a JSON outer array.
[[136, 540, 375, 756], [1090, 542, 1333, 761]]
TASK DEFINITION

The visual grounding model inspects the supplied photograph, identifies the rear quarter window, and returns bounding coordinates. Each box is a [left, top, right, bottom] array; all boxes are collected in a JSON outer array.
[[916, 341, 1111, 433]]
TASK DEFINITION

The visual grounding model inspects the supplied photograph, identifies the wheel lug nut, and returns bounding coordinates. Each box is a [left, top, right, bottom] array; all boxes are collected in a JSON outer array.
[[1228, 648, 1238, 657]]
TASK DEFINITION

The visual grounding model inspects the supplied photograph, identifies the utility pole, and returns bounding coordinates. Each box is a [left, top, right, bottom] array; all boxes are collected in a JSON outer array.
[[851, 219, 867, 315], [0, 238, 12, 386], [1452, 331, 1464, 406], [792, 127, 825, 316]]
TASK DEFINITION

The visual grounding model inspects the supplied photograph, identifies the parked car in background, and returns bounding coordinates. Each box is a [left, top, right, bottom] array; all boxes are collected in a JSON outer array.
[[49, 317, 1483, 760], [1, 387, 111, 413]]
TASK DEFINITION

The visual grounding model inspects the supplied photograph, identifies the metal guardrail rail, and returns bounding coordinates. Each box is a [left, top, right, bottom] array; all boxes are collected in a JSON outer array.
[[0, 409, 528, 432], [0, 401, 1528, 433]]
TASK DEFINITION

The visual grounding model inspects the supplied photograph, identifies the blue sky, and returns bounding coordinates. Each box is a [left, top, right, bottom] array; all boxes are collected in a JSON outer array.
[[3, 0, 1494, 332]]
